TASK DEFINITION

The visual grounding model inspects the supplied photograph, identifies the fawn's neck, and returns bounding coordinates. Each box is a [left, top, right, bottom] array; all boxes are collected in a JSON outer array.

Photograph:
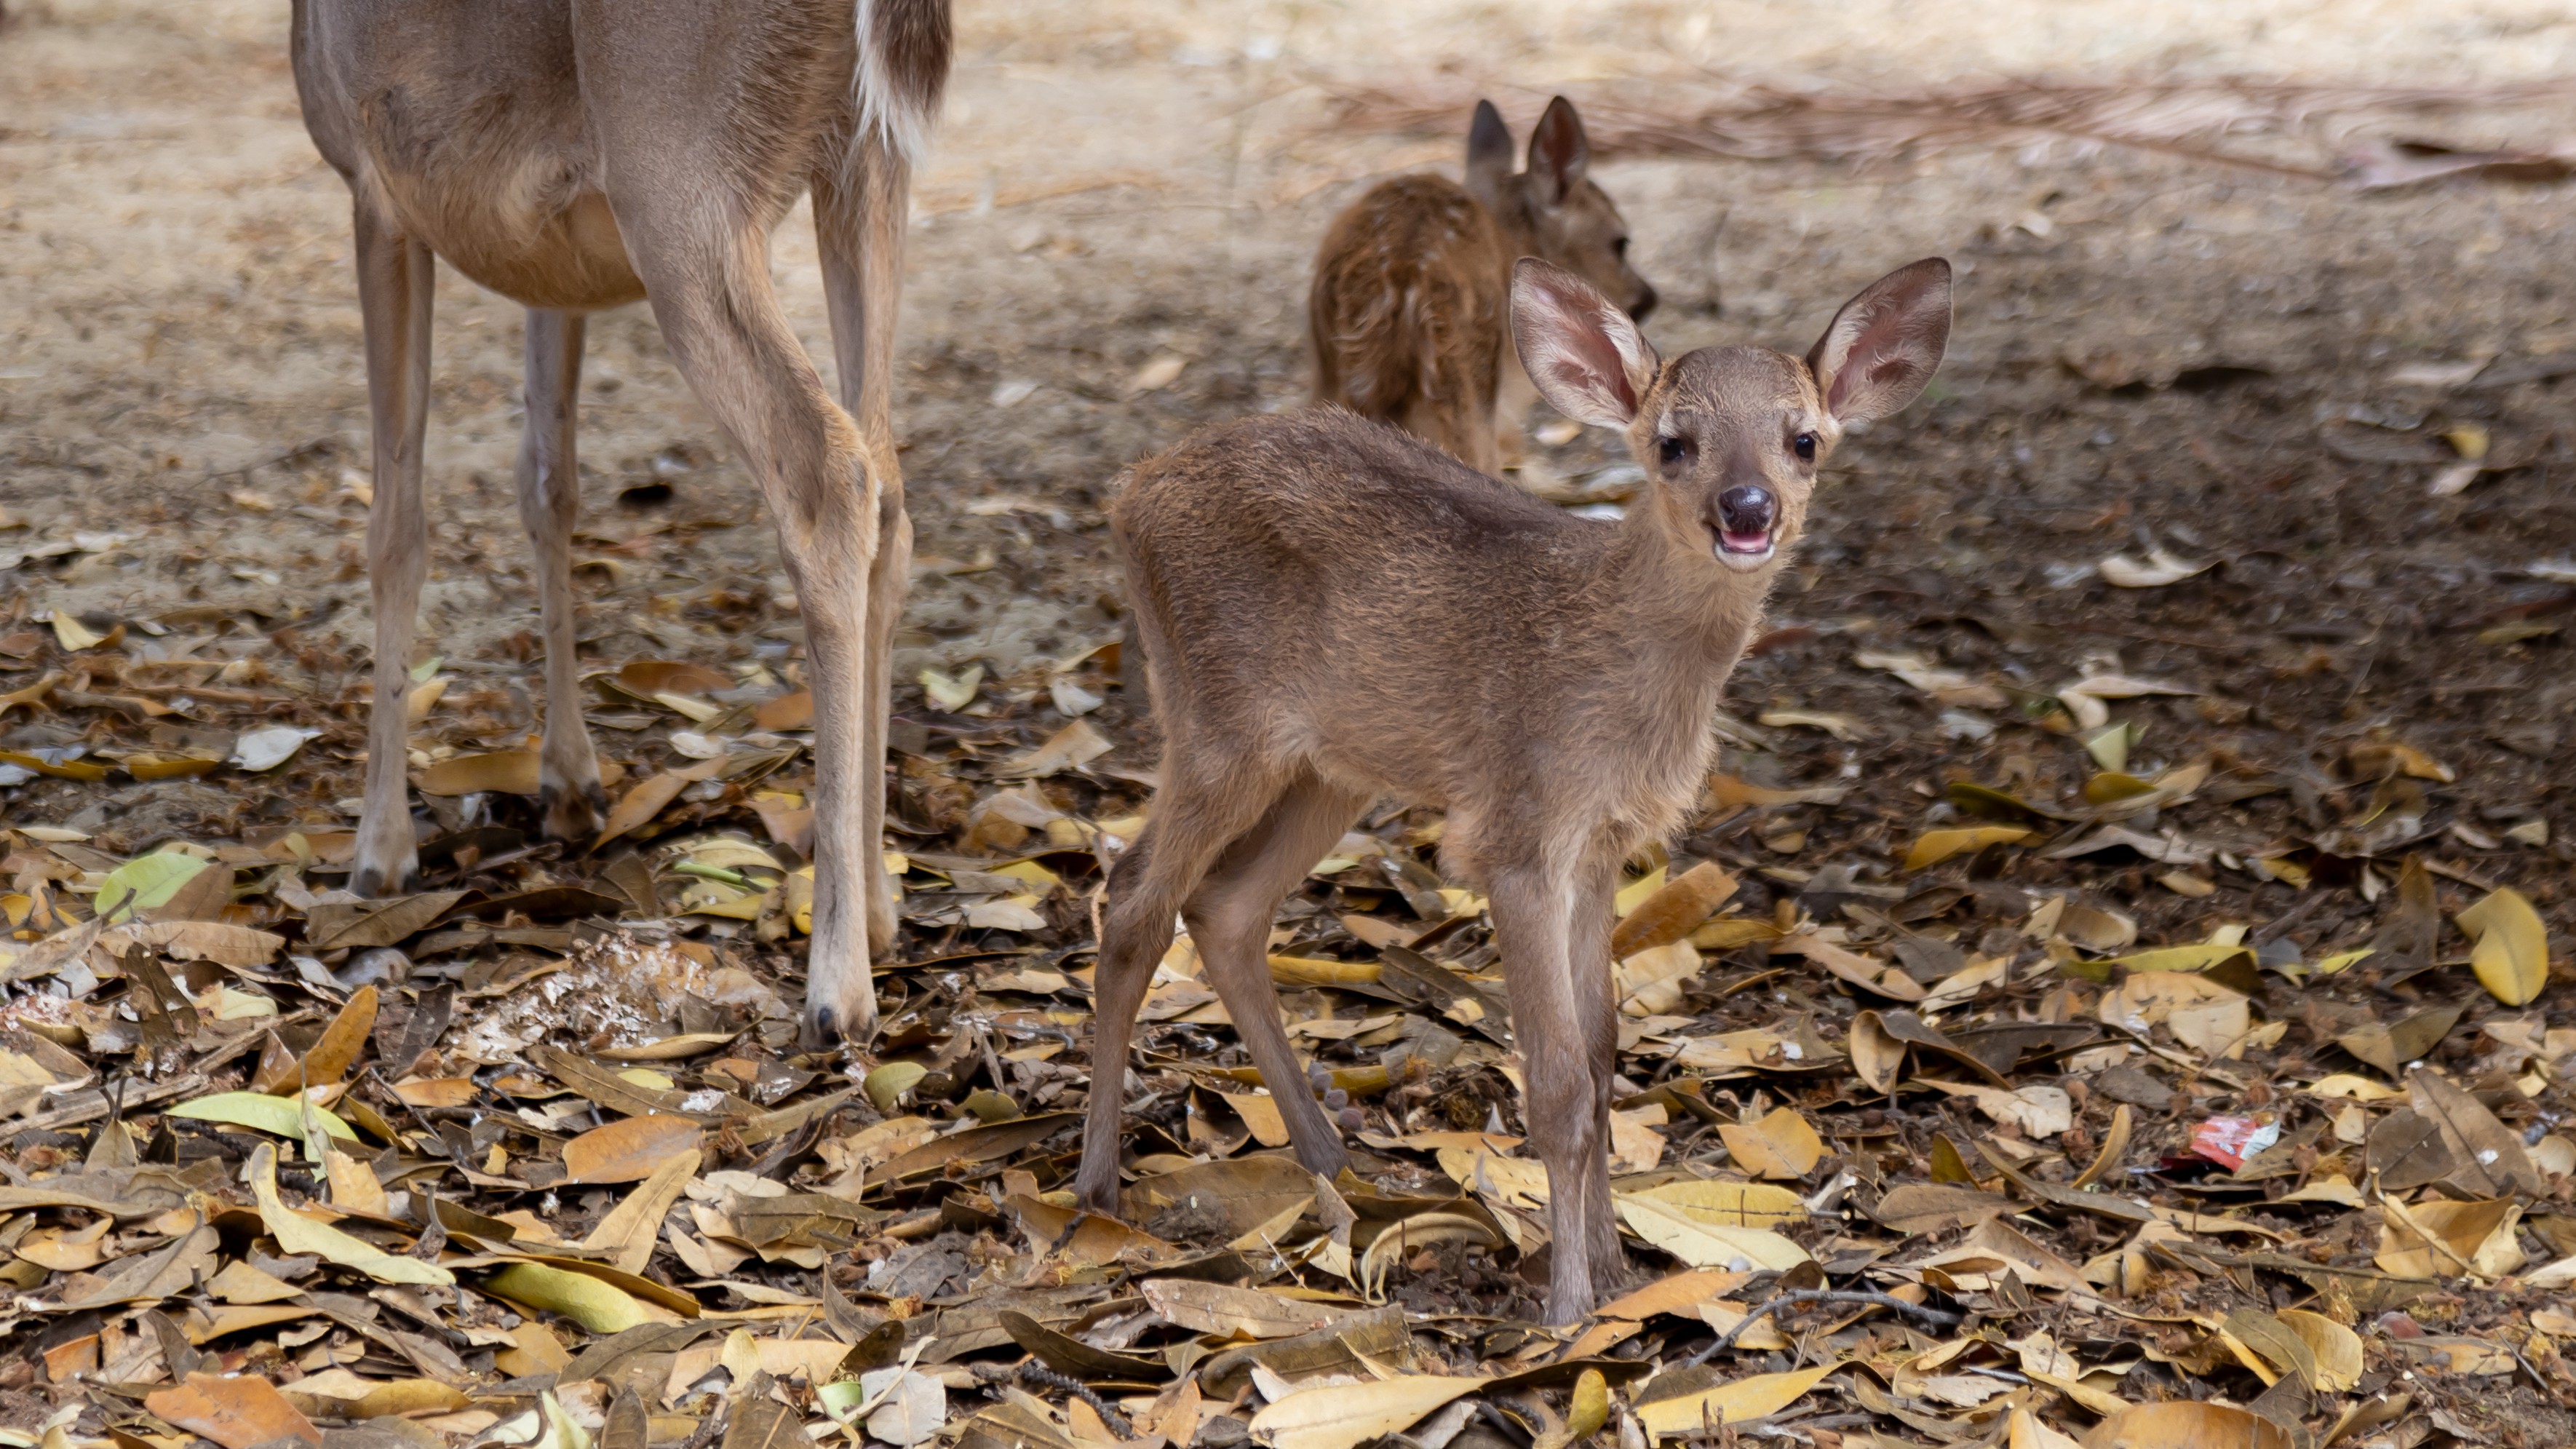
[[1596, 493, 1775, 675]]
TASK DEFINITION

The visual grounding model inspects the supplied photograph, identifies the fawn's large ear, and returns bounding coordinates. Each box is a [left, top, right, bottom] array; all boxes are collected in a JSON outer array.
[[1512, 258, 1658, 429], [1806, 258, 1952, 422], [1527, 95, 1590, 207], [1465, 100, 1514, 213]]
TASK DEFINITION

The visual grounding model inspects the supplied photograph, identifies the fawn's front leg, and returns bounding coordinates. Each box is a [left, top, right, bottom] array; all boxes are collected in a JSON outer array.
[[1490, 855, 1619, 1323]]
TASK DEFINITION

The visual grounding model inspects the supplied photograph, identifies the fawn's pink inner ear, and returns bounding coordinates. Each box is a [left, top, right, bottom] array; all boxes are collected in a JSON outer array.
[[1543, 301, 1633, 413]]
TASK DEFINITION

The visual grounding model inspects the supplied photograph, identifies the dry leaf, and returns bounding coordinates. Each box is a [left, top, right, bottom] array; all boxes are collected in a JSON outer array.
[[2455, 886, 2548, 1006], [418, 750, 542, 796], [145, 1372, 320, 1449], [1715, 1106, 1824, 1179], [2083, 1401, 2289, 1449], [247, 1143, 453, 1286], [1906, 825, 2039, 870], [993, 718, 1113, 778], [1636, 1365, 1834, 1439], [564, 1113, 705, 1184], [1249, 1374, 1486, 1449], [1615, 1194, 1810, 1270], [1611, 862, 1739, 958]]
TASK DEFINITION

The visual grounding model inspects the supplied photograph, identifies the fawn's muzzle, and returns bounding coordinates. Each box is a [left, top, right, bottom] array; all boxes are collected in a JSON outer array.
[[1628, 282, 1659, 323], [1714, 485, 1776, 560]]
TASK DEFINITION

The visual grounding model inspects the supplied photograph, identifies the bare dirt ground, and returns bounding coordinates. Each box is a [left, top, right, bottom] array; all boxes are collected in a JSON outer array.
[[4, 1, 2576, 1446]]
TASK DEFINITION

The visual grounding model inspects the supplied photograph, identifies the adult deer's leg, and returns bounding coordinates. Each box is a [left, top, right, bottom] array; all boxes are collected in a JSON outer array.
[[813, 138, 913, 961], [350, 202, 435, 898], [1488, 848, 1612, 1322], [1182, 772, 1372, 1178], [1076, 752, 1295, 1215], [515, 309, 606, 841], [609, 202, 881, 1043]]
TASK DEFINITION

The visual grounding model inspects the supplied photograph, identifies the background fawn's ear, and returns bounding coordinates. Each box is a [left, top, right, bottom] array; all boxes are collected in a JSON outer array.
[[1511, 258, 1658, 429], [1527, 95, 1590, 207], [1806, 258, 1952, 423], [1465, 99, 1514, 214]]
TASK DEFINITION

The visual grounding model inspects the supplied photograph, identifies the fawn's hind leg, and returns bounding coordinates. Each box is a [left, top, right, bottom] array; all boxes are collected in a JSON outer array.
[[1181, 773, 1372, 1178], [1076, 760, 1293, 1214]]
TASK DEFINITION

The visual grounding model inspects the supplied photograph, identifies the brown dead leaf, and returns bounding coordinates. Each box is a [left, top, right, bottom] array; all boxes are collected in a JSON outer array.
[[418, 750, 542, 796], [755, 691, 814, 731], [619, 660, 734, 698], [146, 1372, 321, 1449], [1716, 1106, 1824, 1179], [1612, 862, 1740, 958], [564, 1113, 706, 1184]]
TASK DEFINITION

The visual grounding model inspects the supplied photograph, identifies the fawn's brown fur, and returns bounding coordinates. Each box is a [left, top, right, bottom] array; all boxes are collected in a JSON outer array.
[[290, 0, 950, 1046], [1309, 98, 1657, 475], [1084, 256, 1952, 1321]]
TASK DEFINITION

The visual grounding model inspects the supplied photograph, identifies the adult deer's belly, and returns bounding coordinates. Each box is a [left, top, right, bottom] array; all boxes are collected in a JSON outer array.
[[370, 153, 647, 313]]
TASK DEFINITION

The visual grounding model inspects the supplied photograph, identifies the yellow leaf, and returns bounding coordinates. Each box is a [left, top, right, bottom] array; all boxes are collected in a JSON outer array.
[[1905, 826, 2038, 871], [1566, 1370, 1609, 1441], [1249, 1375, 1487, 1449], [2275, 1309, 2362, 1392], [1636, 1365, 1834, 1439], [2109, 945, 2251, 974], [51, 612, 105, 651], [1615, 1195, 1810, 1271], [483, 1262, 654, 1334], [245, 1143, 451, 1287], [1613, 867, 1667, 917], [1631, 1178, 1805, 1227], [2456, 887, 2548, 1006], [170, 1092, 359, 1143]]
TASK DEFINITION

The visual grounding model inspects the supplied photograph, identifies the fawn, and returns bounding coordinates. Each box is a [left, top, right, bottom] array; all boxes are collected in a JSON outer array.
[[1081, 255, 1952, 1321], [1309, 97, 1657, 475], [291, 0, 950, 1045]]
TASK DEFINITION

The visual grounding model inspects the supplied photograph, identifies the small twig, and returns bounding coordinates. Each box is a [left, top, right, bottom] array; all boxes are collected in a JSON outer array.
[[1684, 1290, 1963, 1368], [1018, 1363, 1133, 1437]]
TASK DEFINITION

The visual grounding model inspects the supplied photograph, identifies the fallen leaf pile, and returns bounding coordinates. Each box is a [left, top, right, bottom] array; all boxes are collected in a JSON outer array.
[[0, 574, 2571, 1449]]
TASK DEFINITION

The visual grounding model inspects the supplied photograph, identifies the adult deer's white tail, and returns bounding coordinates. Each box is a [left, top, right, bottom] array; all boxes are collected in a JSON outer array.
[[856, 0, 952, 168]]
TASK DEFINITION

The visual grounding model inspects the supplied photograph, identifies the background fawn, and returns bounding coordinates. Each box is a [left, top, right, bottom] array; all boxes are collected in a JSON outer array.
[[1083, 255, 1951, 1321], [1309, 98, 1658, 475]]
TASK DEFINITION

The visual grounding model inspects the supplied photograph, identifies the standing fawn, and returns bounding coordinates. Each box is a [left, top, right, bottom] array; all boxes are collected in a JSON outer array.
[[1310, 97, 1657, 475], [290, 0, 950, 1045], [1083, 255, 1951, 1321]]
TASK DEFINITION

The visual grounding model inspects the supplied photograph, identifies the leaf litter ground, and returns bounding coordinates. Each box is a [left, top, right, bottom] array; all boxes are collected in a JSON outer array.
[[6, 29, 2576, 1449], [2, 535, 2572, 1449]]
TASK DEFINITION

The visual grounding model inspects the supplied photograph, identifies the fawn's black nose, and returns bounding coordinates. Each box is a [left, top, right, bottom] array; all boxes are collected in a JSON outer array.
[[1718, 485, 1775, 536], [1629, 283, 1659, 323]]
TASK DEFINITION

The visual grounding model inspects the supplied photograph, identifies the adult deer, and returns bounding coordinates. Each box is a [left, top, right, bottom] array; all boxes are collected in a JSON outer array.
[[290, 0, 951, 1044], [1081, 256, 1952, 1320]]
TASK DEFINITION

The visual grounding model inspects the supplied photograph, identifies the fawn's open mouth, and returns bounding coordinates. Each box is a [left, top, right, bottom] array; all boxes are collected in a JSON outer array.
[[1716, 528, 1774, 565]]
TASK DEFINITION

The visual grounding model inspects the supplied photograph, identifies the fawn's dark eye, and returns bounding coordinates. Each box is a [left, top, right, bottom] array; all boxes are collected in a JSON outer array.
[[1613, 237, 1631, 259], [1658, 436, 1693, 466], [1792, 432, 1818, 461]]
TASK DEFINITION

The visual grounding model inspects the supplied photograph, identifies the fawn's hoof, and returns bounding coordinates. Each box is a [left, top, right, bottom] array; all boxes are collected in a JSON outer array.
[[800, 996, 879, 1051], [538, 778, 608, 843], [349, 852, 418, 899]]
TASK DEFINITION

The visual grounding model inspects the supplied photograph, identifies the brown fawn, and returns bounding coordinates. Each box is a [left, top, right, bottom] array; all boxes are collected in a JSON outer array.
[[290, 0, 950, 1046], [1309, 97, 1657, 475], [1081, 255, 1951, 1321]]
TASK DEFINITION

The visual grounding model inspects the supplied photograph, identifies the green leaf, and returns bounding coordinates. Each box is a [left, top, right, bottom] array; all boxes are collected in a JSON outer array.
[[96, 851, 211, 924], [170, 1092, 359, 1143]]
